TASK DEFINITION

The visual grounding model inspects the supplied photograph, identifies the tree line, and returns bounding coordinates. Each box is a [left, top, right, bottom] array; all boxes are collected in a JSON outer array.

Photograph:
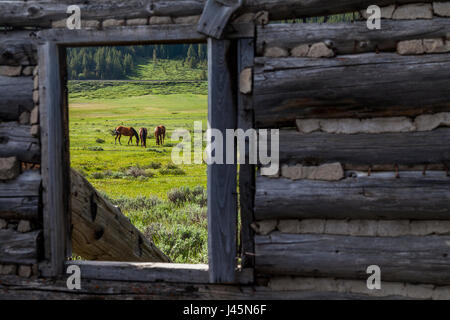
[[67, 44, 207, 80]]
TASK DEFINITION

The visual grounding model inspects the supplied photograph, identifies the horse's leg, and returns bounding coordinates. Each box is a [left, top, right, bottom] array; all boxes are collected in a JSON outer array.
[[115, 133, 117, 144], [119, 134, 122, 145]]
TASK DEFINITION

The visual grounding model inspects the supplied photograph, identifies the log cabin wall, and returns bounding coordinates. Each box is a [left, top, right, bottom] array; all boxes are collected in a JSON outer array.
[[253, 1, 450, 299], [0, 0, 450, 299]]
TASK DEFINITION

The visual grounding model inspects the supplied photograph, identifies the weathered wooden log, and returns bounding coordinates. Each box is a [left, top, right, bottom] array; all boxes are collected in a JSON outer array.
[[0, 170, 41, 198], [0, 197, 39, 221], [255, 232, 450, 285], [0, 0, 437, 27], [0, 229, 42, 264], [4, 272, 441, 300], [0, 40, 37, 66], [70, 169, 170, 262], [36, 23, 253, 46], [0, 76, 34, 121], [238, 38, 256, 268], [253, 53, 450, 127], [255, 173, 450, 220], [256, 19, 450, 56], [0, 122, 40, 163], [277, 128, 450, 165], [65, 261, 252, 284]]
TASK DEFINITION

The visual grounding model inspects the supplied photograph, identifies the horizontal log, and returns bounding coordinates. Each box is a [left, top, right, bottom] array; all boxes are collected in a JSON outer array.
[[71, 169, 170, 262], [255, 173, 450, 220], [0, 0, 436, 27], [0, 122, 40, 163], [253, 53, 450, 127], [36, 23, 253, 46], [4, 273, 441, 300], [256, 18, 450, 56], [0, 229, 42, 264], [65, 261, 253, 284], [255, 232, 450, 285], [69, 261, 209, 283], [0, 170, 41, 198], [0, 197, 39, 221], [277, 128, 450, 165], [0, 76, 34, 121]]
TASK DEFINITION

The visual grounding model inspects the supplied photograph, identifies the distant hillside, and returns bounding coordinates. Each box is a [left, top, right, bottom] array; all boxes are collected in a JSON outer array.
[[67, 44, 207, 80]]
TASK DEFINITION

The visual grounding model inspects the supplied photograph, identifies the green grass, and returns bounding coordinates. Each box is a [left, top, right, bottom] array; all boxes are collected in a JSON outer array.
[[69, 61, 208, 263]]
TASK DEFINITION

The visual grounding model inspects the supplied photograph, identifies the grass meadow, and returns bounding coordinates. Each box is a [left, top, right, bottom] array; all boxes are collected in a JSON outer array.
[[69, 59, 209, 263]]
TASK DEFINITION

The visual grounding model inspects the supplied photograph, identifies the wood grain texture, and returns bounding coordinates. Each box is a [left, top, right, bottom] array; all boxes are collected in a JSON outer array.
[[64, 261, 253, 284], [66, 261, 207, 283], [39, 42, 69, 276], [0, 122, 40, 163], [0, 76, 34, 121], [0, 170, 41, 198], [207, 38, 238, 283], [237, 38, 256, 268], [255, 172, 450, 220], [256, 19, 450, 56], [0, 229, 42, 264], [255, 232, 450, 285], [36, 23, 252, 46], [253, 53, 450, 127], [0, 0, 437, 27], [71, 169, 170, 262], [0, 197, 39, 221], [0, 273, 418, 300], [197, 0, 242, 39], [277, 128, 450, 165]]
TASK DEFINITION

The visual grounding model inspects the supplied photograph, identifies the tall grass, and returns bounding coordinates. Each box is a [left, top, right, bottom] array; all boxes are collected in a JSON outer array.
[[102, 186, 208, 264]]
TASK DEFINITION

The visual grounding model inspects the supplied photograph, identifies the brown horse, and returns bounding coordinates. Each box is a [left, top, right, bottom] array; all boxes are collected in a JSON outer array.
[[139, 127, 148, 148], [154, 125, 166, 146], [114, 126, 139, 146]]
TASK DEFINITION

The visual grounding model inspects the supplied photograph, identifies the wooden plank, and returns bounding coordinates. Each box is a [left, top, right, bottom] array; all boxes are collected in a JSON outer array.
[[197, 0, 243, 39], [68, 261, 208, 283], [207, 38, 238, 283], [237, 38, 255, 268], [253, 53, 450, 128], [277, 128, 450, 165], [0, 77, 34, 121], [36, 23, 253, 46], [256, 18, 450, 56], [0, 197, 39, 221], [255, 172, 450, 220], [64, 260, 251, 285], [0, 122, 40, 163], [39, 42, 69, 276], [0, 229, 42, 264], [0, 170, 41, 198], [0, 0, 436, 27], [71, 169, 170, 262], [255, 232, 450, 285]]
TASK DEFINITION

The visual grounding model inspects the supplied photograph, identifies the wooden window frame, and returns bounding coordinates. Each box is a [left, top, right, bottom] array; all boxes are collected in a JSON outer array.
[[36, 24, 254, 284]]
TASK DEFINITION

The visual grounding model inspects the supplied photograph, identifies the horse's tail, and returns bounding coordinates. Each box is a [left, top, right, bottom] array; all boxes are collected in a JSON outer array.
[[143, 128, 148, 141]]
